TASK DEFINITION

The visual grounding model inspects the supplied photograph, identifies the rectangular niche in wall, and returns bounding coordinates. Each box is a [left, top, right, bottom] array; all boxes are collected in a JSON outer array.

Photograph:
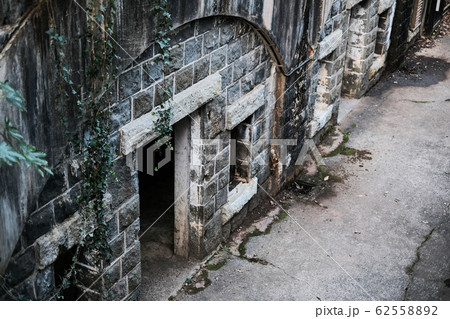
[[369, 5, 395, 82], [375, 9, 392, 56], [229, 117, 252, 191]]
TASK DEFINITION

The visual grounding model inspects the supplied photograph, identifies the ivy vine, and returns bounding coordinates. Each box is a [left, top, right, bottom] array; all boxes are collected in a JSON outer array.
[[152, 0, 175, 150], [46, 0, 118, 300]]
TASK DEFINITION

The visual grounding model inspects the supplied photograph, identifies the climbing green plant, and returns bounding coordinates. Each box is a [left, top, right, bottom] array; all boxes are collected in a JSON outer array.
[[0, 81, 52, 176], [152, 0, 175, 149], [46, 0, 118, 300]]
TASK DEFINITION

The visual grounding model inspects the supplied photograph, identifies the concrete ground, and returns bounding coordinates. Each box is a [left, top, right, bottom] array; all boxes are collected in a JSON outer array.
[[167, 35, 450, 301]]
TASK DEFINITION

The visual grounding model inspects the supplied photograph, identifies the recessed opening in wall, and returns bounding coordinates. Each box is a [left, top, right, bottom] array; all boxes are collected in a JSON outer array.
[[54, 246, 82, 300], [138, 135, 175, 255], [138, 117, 191, 266], [230, 116, 252, 191], [375, 9, 390, 56]]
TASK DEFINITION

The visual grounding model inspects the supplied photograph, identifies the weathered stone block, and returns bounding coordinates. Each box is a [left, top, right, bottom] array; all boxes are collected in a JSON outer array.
[[204, 178, 218, 203], [54, 184, 80, 224], [190, 161, 215, 183], [35, 266, 55, 300], [318, 29, 343, 60], [219, 65, 233, 89], [170, 46, 184, 71], [118, 195, 139, 232], [226, 84, 265, 130], [122, 241, 140, 275], [203, 29, 220, 54], [125, 218, 140, 248], [220, 23, 235, 45], [106, 213, 118, 242], [119, 67, 141, 100], [202, 212, 223, 255], [221, 177, 257, 225], [104, 260, 121, 289], [204, 199, 216, 222], [218, 167, 230, 190], [38, 164, 66, 207], [110, 277, 127, 300], [185, 37, 202, 65], [133, 88, 154, 119], [215, 147, 230, 173], [23, 203, 54, 245], [127, 263, 141, 293], [252, 137, 269, 159], [254, 63, 266, 86], [109, 233, 124, 260], [202, 93, 226, 139], [175, 64, 193, 94], [4, 246, 36, 287], [216, 187, 228, 209], [190, 204, 205, 221], [227, 39, 242, 64], [194, 56, 210, 83], [108, 157, 138, 208], [227, 81, 241, 104], [241, 72, 255, 95], [142, 58, 163, 88], [240, 33, 251, 54], [211, 46, 227, 73], [110, 99, 131, 132], [230, 204, 248, 232]]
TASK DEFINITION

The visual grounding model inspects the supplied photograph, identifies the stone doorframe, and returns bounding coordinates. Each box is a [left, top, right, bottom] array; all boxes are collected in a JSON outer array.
[[120, 72, 222, 258]]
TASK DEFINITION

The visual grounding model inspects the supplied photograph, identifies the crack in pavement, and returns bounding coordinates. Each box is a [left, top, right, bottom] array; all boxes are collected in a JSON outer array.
[[403, 227, 436, 300], [403, 203, 450, 300], [232, 252, 322, 301]]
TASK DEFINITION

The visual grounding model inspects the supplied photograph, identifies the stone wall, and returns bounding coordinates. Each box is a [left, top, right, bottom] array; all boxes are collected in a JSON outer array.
[[0, 0, 422, 301], [341, 0, 397, 98], [309, 0, 350, 137], [116, 17, 276, 259], [1, 15, 278, 300], [0, 0, 315, 277]]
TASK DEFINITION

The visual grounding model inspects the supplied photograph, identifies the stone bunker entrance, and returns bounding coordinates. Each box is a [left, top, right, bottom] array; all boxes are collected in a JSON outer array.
[[116, 16, 278, 298], [138, 118, 191, 259], [138, 140, 175, 255]]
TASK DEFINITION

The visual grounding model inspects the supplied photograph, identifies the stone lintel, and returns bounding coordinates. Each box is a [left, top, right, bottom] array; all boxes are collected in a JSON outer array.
[[120, 73, 221, 155], [318, 29, 343, 60], [221, 177, 258, 225], [378, 0, 395, 14], [225, 84, 265, 130], [346, 0, 365, 10]]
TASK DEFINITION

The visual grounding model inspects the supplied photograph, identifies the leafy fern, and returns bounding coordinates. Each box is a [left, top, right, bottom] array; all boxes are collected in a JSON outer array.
[[0, 81, 52, 176]]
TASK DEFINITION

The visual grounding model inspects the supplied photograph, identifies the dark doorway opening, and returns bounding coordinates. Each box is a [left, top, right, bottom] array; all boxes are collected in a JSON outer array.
[[138, 139, 175, 254]]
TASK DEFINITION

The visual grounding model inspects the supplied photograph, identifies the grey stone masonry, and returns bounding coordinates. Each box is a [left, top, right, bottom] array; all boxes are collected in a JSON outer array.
[[1, 152, 140, 300], [2, 1, 412, 301], [108, 17, 274, 262], [309, 0, 350, 137], [342, 0, 396, 98]]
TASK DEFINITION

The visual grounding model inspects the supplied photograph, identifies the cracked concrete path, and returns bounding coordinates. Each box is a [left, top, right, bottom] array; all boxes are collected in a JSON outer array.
[[176, 36, 450, 301]]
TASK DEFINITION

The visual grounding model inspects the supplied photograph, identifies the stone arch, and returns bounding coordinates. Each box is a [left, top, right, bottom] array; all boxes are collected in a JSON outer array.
[[116, 0, 312, 73]]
